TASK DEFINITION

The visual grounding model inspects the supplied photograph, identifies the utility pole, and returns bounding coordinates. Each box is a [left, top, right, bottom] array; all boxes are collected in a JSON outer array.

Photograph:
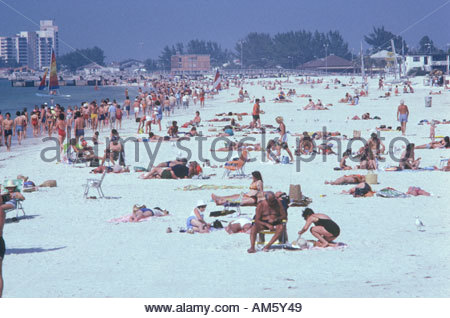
[[324, 44, 329, 76]]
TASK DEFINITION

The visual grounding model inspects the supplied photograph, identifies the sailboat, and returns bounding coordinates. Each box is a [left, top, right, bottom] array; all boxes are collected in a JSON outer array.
[[36, 48, 71, 98]]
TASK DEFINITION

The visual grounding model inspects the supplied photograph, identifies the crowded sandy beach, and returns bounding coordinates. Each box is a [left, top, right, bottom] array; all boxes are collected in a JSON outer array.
[[1, 73, 449, 298]]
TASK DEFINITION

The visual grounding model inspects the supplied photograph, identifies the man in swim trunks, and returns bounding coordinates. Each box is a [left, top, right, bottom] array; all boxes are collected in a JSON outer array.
[[298, 208, 340, 247], [397, 100, 409, 136], [73, 111, 85, 144], [248, 192, 287, 253], [252, 99, 261, 128], [13, 111, 25, 146], [2, 113, 13, 151]]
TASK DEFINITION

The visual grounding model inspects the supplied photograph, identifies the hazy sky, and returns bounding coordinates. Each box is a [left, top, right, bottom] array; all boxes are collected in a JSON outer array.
[[0, 0, 449, 62]]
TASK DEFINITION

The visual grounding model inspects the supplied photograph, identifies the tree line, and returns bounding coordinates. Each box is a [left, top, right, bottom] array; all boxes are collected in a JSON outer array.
[[50, 26, 448, 72]]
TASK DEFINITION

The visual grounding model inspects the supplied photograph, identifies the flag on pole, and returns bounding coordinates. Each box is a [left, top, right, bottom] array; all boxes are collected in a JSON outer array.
[[213, 69, 221, 90]]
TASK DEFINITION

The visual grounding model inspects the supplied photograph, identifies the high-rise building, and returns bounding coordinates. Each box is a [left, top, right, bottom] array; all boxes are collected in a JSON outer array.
[[36, 20, 59, 69], [0, 36, 17, 65], [0, 20, 58, 69], [19, 31, 37, 69]]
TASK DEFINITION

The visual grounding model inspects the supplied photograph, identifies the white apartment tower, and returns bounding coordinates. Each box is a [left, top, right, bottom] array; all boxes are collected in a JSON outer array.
[[0, 20, 58, 69], [36, 20, 59, 69]]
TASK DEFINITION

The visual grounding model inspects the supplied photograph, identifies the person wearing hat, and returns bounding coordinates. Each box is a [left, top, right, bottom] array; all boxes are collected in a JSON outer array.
[[1, 181, 25, 297], [186, 200, 210, 233]]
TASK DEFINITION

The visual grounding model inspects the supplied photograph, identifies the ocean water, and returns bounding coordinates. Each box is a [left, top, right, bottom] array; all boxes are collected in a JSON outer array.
[[0, 78, 138, 114]]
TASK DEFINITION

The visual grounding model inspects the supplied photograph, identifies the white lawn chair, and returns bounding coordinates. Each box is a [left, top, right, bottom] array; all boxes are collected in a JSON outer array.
[[83, 170, 107, 198], [2, 179, 26, 218]]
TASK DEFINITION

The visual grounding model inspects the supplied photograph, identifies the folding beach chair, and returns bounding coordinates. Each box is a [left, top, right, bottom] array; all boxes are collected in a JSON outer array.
[[83, 170, 107, 198], [222, 149, 249, 178], [222, 192, 243, 216], [2, 179, 26, 218], [256, 219, 288, 249]]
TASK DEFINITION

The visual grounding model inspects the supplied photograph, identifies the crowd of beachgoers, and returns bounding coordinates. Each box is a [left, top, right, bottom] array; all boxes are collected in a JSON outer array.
[[1, 72, 449, 297]]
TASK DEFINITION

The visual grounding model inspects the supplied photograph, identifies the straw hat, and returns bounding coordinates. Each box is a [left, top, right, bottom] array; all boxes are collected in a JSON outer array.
[[4, 180, 16, 189], [196, 200, 207, 208]]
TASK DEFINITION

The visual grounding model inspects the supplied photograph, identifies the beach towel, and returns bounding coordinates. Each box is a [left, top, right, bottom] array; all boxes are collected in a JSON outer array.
[[108, 214, 151, 224], [376, 187, 409, 198], [175, 184, 247, 191]]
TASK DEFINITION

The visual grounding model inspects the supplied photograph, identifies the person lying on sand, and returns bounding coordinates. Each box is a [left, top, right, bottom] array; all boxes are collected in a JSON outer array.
[[131, 205, 169, 222], [212, 171, 264, 206], [376, 125, 393, 131], [415, 136, 450, 149], [406, 187, 431, 196], [225, 218, 253, 234], [91, 164, 130, 174], [140, 161, 200, 179], [247, 191, 287, 253], [110, 205, 169, 223], [298, 208, 340, 248], [217, 125, 234, 137], [341, 182, 372, 197], [325, 174, 365, 185]]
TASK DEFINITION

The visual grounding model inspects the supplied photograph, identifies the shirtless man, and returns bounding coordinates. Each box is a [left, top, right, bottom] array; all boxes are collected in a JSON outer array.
[[397, 100, 409, 136], [2, 113, 13, 151], [248, 192, 287, 253], [73, 111, 86, 144], [123, 96, 131, 119], [252, 99, 261, 128], [13, 111, 25, 146]]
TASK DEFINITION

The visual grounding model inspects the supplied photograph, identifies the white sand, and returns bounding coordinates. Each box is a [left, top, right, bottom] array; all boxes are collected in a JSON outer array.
[[1, 75, 450, 297]]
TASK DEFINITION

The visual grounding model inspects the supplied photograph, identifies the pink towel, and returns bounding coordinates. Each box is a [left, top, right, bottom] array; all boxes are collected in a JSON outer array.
[[108, 214, 151, 223]]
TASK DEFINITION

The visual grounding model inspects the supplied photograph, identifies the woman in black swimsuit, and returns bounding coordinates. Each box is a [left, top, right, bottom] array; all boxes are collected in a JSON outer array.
[[298, 208, 340, 247]]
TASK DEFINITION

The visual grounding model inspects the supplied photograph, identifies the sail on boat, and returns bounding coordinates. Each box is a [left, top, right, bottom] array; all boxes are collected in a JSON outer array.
[[36, 48, 71, 98], [38, 68, 49, 90]]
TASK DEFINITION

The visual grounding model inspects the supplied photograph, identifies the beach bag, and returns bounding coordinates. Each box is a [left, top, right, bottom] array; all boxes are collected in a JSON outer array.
[[281, 156, 290, 164], [366, 170, 378, 184], [212, 220, 223, 229], [289, 184, 302, 202]]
